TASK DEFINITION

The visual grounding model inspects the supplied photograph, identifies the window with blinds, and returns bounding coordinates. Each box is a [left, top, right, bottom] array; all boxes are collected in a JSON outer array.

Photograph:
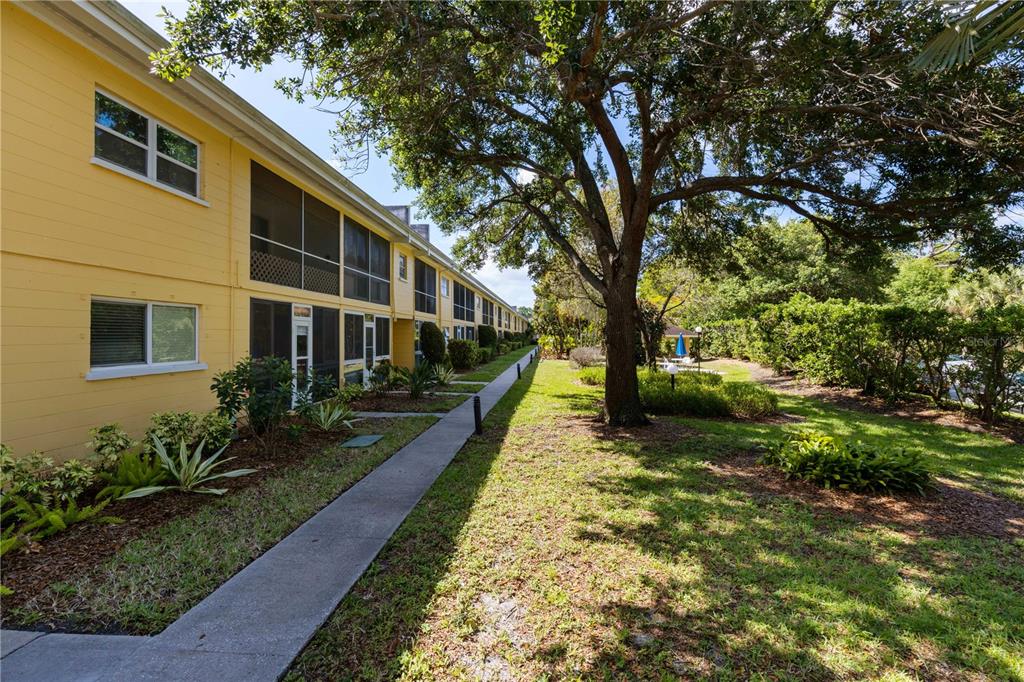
[[91, 299, 197, 368]]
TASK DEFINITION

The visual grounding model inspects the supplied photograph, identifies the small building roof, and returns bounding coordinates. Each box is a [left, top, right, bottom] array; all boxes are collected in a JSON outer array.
[[663, 325, 699, 337]]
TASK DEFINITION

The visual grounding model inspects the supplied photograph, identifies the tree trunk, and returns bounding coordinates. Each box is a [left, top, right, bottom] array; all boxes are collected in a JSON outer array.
[[603, 281, 649, 426]]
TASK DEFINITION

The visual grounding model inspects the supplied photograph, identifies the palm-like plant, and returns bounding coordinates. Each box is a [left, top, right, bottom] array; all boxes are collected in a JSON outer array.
[[395, 362, 437, 399], [432, 363, 456, 387], [121, 437, 256, 498], [913, 0, 1024, 71]]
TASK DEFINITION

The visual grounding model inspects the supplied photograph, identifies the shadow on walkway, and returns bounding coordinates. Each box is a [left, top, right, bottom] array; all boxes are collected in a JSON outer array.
[[286, 362, 539, 681]]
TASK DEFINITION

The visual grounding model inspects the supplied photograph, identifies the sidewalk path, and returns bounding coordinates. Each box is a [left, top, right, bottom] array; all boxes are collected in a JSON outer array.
[[1, 351, 537, 682]]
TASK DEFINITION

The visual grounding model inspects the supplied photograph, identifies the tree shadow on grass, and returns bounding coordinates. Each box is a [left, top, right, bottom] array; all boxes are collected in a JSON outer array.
[[569, 421, 1024, 681], [285, 363, 539, 682]]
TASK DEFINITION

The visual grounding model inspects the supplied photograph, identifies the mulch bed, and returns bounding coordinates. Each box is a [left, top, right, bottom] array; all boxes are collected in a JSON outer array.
[[0, 419, 396, 617], [350, 393, 466, 413], [709, 451, 1024, 541]]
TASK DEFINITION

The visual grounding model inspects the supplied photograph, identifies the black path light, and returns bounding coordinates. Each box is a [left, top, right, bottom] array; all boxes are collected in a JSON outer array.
[[473, 395, 483, 435]]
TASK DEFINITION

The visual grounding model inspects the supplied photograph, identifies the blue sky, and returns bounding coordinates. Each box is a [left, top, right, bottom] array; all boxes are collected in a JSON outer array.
[[123, 1, 535, 307]]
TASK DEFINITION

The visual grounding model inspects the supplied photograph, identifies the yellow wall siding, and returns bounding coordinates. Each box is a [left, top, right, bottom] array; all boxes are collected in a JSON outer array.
[[1, 253, 230, 459], [1, 4, 525, 459]]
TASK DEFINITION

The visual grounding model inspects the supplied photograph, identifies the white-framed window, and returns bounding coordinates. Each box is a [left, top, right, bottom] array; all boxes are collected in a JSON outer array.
[[93, 90, 200, 198], [88, 298, 204, 380], [440, 277, 450, 297], [398, 254, 408, 281]]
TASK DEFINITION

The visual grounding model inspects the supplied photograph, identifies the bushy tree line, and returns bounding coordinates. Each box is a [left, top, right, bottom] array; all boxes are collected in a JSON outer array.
[[705, 294, 1024, 423]]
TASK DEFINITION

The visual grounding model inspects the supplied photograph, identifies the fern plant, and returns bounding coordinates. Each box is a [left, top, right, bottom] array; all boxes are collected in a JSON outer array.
[[121, 437, 256, 498], [4, 496, 122, 540], [97, 451, 169, 500]]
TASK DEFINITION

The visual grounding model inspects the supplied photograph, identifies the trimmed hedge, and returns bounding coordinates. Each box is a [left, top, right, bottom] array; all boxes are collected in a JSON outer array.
[[448, 339, 478, 370], [478, 324, 498, 349], [704, 294, 1024, 418], [420, 322, 446, 364], [575, 367, 777, 419]]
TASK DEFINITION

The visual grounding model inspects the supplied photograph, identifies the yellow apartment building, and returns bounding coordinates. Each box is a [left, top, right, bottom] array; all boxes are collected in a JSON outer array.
[[0, 1, 528, 460]]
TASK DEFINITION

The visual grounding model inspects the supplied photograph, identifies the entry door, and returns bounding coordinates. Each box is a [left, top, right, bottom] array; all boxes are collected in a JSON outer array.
[[363, 322, 375, 386], [293, 317, 312, 402]]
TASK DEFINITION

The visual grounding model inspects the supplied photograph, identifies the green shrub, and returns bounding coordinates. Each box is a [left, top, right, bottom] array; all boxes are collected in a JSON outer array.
[[1, 450, 54, 505], [97, 451, 168, 500], [48, 460, 96, 504], [420, 322, 447, 364], [721, 382, 779, 419], [760, 432, 932, 494], [0, 450, 95, 506], [196, 412, 234, 451], [368, 360, 397, 396], [578, 366, 606, 385], [211, 356, 294, 451], [640, 377, 731, 417], [145, 412, 199, 453], [475, 345, 493, 364], [448, 339, 478, 370], [478, 324, 498, 348], [336, 382, 365, 404], [87, 424, 136, 470]]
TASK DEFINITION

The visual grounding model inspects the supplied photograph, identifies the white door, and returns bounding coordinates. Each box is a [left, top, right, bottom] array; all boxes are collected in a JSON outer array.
[[292, 307, 312, 404], [363, 321, 375, 387]]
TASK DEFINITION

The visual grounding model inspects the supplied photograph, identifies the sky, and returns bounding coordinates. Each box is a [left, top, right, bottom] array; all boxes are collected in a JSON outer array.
[[123, 1, 536, 307]]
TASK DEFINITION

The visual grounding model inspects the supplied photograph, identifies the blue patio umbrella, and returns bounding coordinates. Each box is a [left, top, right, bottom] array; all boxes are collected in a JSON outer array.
[[675, 333, 686, 356]]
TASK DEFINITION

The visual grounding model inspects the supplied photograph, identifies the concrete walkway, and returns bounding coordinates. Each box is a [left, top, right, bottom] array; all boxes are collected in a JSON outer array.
[[353, 410, 448, 418], [1, 351, 537, 682]]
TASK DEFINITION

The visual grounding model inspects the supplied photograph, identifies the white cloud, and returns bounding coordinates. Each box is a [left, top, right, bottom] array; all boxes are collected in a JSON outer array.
[[474, 258, 535, 308]]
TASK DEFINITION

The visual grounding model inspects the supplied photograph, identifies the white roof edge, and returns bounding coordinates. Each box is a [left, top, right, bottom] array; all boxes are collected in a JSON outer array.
[[25, 0, 524, 315]]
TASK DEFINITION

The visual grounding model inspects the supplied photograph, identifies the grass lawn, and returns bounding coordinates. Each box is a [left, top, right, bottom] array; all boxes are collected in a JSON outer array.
[[352, 393, 470, 413], [457, 344, 536, 382], [288, 360, 1022, 681], [8, 416, 437, 635]]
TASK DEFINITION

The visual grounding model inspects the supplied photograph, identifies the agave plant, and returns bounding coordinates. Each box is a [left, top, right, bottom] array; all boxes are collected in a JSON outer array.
[[121, 437, 256, 498], [307, 399, 359, 432], [432, 363, 456, 387]]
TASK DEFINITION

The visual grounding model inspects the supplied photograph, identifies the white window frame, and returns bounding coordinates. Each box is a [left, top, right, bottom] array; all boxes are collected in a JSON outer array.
[[440, 277, 450, 297], [92, 88, 205, 204], [375, 315, 392, 361], [397, 254, 408, 281], [86, 297, 206, 380]]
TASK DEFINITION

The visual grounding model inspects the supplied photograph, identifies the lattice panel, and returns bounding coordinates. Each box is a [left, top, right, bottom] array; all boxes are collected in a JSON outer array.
[[251, 250, 301, 289], [304, 263, 340, 296]]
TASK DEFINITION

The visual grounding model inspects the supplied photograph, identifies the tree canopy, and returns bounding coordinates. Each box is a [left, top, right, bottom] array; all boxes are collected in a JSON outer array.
[[155, 0, 1024, 424]]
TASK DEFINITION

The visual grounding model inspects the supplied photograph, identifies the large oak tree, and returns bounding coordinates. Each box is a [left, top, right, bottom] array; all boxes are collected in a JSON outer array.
[[156, 1, 1024, 425]]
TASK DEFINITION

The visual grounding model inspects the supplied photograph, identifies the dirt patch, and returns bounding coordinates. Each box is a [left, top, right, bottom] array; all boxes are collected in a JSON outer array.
[[0, 419, 397, 615], [350, 393, 465, 413], [709, 451, 1024, 541], [715, 358, 1024, 445], [559, 413, 702, 448]]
